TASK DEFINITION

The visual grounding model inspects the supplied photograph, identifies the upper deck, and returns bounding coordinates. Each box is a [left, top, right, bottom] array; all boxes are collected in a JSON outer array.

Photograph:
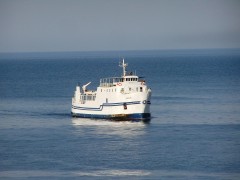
[[99, 75, 144, 87]]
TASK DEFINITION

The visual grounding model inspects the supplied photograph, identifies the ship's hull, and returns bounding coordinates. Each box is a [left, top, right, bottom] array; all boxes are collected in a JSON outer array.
[[71, 94, 151, 121], [71, 100, 151, 121]]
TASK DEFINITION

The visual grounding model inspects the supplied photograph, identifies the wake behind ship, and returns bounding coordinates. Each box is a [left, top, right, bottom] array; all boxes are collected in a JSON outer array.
[[71, 59, 151, 120]]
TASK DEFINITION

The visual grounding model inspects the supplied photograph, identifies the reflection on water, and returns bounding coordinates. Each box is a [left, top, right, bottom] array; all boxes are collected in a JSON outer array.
[[74, 169, 151, 177], [71, 118, 149, 138]]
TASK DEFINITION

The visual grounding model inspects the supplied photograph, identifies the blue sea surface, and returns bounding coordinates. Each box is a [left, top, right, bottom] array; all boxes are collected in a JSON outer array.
[[0, 50, 240, 179]]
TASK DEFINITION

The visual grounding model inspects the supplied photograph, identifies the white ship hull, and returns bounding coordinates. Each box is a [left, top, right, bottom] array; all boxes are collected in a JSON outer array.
[[71, 59, 152, 120], [72, 88, 151, 120]]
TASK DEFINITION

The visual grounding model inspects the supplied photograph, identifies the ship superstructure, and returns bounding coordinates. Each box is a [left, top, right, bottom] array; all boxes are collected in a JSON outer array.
[[71, 59, 151, 120]]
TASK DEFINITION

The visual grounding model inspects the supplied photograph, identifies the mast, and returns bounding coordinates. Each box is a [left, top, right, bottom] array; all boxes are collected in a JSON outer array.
[[119, 58, 128, 77]]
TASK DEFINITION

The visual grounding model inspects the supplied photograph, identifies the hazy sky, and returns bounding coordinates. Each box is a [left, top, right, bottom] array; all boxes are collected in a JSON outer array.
[[0, 0, 240, 52]]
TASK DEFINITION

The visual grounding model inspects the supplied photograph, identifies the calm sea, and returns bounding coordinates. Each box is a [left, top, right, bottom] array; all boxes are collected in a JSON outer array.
[[0, 50, 240, 179]]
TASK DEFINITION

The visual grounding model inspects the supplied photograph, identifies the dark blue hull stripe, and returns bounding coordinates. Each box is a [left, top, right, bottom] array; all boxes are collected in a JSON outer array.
[[71, 112, 151, 120]]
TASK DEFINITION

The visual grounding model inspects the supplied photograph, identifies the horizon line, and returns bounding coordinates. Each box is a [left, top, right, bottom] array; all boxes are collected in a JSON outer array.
[[0, 48, 240, 54]]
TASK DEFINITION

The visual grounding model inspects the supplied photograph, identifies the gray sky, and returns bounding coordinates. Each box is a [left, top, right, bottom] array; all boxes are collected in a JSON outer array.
[[0, 0, 240, 52]]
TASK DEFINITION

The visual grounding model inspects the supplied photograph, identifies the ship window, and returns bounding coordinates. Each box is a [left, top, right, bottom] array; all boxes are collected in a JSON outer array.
[[129, 87, 131, 91], [140, 87, 143, 92], [136, 87, 138, 92], [121, 88, 124, 93], [101, 89, 102, 92]]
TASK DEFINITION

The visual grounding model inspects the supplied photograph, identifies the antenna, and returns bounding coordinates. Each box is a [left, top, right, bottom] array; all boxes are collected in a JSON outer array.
[[119, 58, 128, 77]]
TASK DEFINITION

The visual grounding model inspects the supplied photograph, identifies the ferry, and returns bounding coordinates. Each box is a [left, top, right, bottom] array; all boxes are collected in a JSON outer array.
[[71, 59, 151, 120]]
